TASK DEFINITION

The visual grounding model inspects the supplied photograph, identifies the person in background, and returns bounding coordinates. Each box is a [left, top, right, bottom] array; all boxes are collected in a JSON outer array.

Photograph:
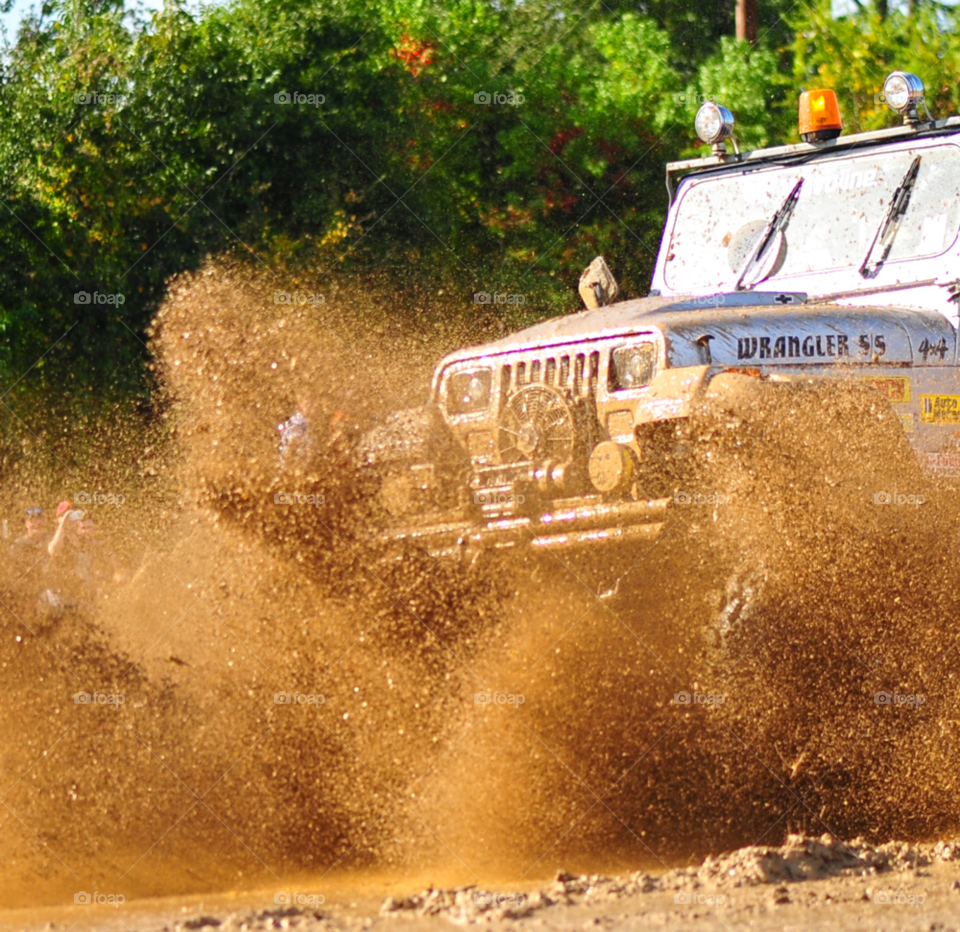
[[9, 506, 49, 557], [7, 506, 53, 616], [43, 504, 88, 610], [26, 501, 80, 617], [47, 501, 79, 560], [278, 392, 315, 466]]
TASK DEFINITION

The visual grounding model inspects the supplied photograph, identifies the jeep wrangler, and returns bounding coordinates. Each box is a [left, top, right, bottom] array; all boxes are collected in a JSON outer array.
[[358, 72, 960, 563]]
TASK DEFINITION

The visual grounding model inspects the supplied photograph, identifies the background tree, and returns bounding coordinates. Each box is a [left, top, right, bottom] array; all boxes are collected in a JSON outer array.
[[0, 0, 950, 396]]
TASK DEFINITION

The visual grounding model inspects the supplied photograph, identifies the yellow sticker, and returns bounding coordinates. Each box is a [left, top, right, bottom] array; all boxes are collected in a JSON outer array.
[[861, 375, 911, 403], [899, 413, 914, 432], [921, 394, 960, 424]]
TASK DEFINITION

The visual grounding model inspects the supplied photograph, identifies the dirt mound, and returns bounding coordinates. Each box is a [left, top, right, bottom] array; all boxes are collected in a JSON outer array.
[[380, 832, 960, 924], [698, 834, 946, 885]]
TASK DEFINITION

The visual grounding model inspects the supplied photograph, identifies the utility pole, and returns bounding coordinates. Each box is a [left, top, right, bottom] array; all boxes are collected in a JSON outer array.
[[736, 0, 758, 42]]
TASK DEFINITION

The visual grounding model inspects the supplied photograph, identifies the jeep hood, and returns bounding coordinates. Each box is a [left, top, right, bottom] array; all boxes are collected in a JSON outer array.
[[433, 292, 957, 389]]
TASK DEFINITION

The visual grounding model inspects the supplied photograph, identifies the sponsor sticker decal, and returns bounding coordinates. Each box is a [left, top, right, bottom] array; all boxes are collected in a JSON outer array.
[[861, 376, 911, 404], [921, 394, 960, 424], [923, 451, 960, 474]]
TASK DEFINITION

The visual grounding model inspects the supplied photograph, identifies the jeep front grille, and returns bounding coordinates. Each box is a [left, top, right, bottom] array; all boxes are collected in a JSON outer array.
[[500, 349, 600, 399]]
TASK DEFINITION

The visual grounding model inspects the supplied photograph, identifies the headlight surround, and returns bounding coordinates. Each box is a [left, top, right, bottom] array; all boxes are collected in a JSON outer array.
[[445, 368, 493, 415], [882, 71, 924, 114], [695, 101, 735, 146]]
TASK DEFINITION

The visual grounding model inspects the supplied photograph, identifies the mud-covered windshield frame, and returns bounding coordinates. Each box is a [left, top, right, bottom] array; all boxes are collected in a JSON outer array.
[[664, 118, 960, 201], [659, 136, 960, 296]]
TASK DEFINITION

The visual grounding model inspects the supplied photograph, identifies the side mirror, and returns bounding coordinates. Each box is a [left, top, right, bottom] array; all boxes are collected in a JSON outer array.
[[578, 256, 619, 309]]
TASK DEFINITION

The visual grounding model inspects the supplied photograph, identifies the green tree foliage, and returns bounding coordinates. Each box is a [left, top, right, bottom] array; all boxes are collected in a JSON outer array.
[[790, 0, 960, 135], [689, 36, 791, 150], [0, 0, 955, 394]]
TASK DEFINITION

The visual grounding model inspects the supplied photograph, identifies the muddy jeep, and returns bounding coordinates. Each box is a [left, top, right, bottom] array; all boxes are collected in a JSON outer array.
[[359, 76, 960, 563]]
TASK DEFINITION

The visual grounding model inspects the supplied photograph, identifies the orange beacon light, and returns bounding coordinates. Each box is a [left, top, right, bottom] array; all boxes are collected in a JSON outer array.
[[799, 89, 843, 143]]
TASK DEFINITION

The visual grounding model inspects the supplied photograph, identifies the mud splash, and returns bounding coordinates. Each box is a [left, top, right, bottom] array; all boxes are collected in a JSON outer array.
[[2, 259, 960, 910]]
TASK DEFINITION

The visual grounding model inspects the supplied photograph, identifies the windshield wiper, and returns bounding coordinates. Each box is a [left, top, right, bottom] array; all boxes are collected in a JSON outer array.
[[859, 155, 921, 279], [735, 178, 804, 292]]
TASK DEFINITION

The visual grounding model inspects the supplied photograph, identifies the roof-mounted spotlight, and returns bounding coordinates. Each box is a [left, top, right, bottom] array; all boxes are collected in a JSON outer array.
[[695, 101, 738, 157], [882, 71, 930, 125]]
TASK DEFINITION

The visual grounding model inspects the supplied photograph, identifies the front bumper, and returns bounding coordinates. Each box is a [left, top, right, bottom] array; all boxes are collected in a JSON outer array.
[[378, 495, 670, 559]]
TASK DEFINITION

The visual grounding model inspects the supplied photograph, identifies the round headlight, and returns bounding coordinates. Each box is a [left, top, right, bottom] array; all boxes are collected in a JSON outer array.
[[882, 71, 924, 113], [695, 101, 735, 146]]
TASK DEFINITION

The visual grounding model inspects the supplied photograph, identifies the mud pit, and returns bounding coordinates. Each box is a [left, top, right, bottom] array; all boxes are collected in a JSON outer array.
[[4, 261, 960, 931]]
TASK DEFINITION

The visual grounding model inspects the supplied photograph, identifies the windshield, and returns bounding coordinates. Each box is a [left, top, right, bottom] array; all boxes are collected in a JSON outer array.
[[663, 144, 960, 293]]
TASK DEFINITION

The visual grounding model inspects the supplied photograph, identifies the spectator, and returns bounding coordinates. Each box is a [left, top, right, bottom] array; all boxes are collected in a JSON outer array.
[[7, 505, 54, 616], [9, 506, 49, 557], [47, 501, 78, 560], [45, 506, 87, 608], [47, 508, 125, 609], [278, 392, 315, 466]]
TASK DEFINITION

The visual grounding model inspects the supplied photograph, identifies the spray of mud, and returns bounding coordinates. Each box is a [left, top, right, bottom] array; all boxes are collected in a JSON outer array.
[[2, 258, 960, 909]]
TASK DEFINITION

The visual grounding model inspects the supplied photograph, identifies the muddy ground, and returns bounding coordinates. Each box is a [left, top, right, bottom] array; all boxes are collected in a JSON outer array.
[[6, 835, 960, 931]]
